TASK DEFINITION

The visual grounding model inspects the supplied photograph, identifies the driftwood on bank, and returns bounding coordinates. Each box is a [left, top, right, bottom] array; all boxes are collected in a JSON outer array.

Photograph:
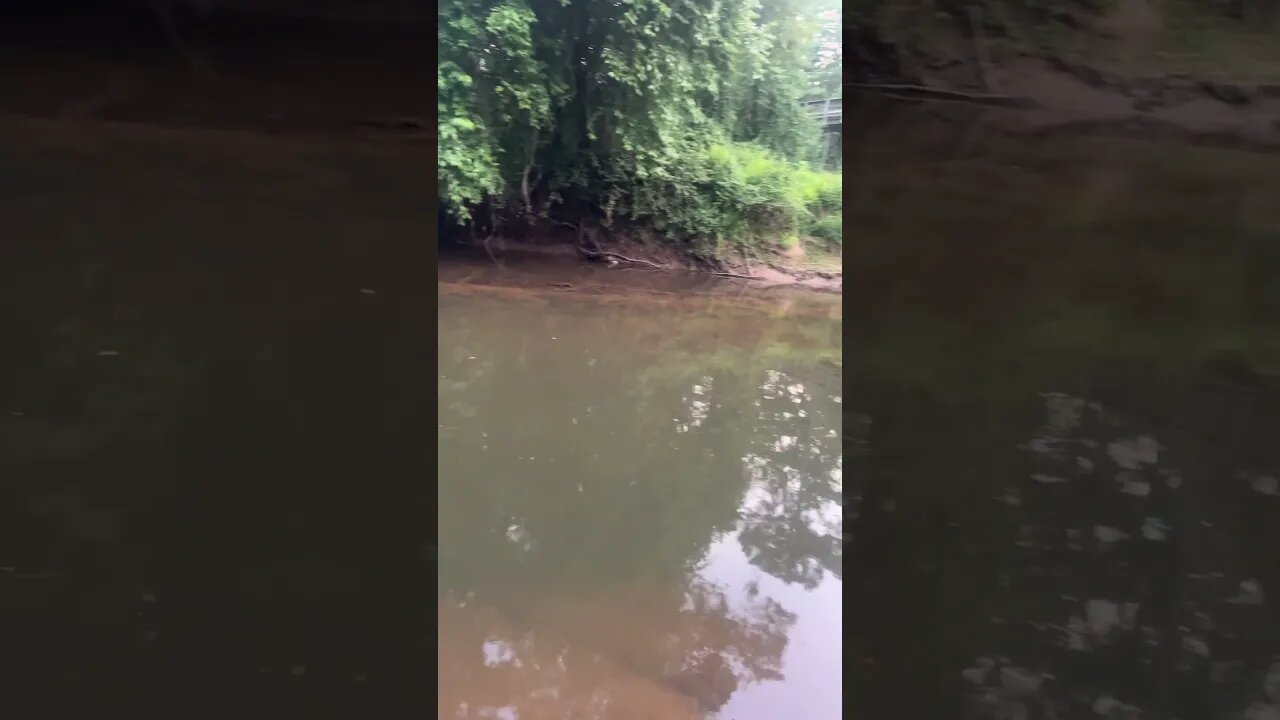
[[580, 250, 665, 270], [849, 82, 1039, 108]]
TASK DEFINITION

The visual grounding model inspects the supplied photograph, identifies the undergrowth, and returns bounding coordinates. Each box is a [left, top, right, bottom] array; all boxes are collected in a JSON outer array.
[[633, 141, 842, 259]]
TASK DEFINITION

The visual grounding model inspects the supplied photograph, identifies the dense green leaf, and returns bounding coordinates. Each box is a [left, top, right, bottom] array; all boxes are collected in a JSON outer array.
[[438, 0, 841, 253]]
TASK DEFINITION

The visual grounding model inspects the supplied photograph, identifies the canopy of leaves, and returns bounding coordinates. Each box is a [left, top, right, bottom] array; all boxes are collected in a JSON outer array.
[[438, 0, 841, 253]]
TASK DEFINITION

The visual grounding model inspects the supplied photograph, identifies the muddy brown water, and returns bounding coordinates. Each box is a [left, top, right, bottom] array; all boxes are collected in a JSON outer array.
[[0, 118, 431, 714], [850, 122, 1280, 718], [438, 268, 843, 719]]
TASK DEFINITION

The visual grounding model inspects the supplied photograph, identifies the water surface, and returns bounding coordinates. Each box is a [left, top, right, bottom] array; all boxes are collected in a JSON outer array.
[[0, 119, 430, 714], [438, 275, 843, 719], [850, 118, 1280, 719]]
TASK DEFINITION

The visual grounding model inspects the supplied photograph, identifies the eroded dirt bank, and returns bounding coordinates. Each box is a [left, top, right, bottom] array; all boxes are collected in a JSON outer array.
[[851, 0, 1280, 151], [853, 55, 1280, 151], [439, 245, 844, 297], [440, 238, 843, 294]]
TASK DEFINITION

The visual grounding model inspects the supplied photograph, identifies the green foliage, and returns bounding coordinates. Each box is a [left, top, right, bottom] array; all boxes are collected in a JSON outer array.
[[793, 167, 843, 212], [438, 0, 841, 252], [807, 214, 842, 249], [438, 62, 502, 212], [616, 140, 841, 254], [795, 166, 843, 250]]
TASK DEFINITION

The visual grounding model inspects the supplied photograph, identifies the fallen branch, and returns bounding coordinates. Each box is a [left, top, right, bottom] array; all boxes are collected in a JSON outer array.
[[710, 271, 758, 280], [584, 250, 665, 269], [849, 82, 1038, 108], [355, 116, 428, 130]]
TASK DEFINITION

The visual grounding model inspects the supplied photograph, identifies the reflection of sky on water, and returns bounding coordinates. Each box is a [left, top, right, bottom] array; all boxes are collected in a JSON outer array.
[[699, 531, 842, 720], [695, 365, 842, 719], [716, 366, 838, 714], [438, 291, 843, 719]]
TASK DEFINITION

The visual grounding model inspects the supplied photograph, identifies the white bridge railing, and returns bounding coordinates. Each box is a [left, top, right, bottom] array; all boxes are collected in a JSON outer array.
[[802, 97, 842, 126]]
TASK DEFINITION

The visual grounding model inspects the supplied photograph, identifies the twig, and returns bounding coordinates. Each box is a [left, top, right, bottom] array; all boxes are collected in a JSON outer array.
[[584, 251, 664, 269], [355, 117, 428, 130], [710, 271, 758, 280], [521, 126, 538, 216], [848, 83, 1038, 107]]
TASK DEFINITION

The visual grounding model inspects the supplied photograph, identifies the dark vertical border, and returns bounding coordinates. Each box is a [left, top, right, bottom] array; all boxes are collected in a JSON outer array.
[[0, 2, 438, 716]]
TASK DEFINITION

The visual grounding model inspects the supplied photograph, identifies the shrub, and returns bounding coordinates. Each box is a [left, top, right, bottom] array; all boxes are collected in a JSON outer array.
[[609, 139, 842, 258], [807, 214, 842, 249], [793, 168, 843, 213]]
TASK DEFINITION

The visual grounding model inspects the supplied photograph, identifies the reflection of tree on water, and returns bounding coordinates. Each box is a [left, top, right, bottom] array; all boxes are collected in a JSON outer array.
[[0, 298, 201, 703], [961, 391, 1280, 720], [851, 363, 1280, 718], [439, 577, 796, 718], [4, 251, 431, 705], [737, 369, 842, 590], [437, 295, 840, 716], [848, 130, 1280, 719]]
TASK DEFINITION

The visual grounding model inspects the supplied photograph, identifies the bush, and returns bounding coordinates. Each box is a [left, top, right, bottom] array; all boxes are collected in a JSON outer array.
[[610, 139, 842, 258], [814, 183, 843, 214], [807, 214, 842, 249], [793, 168, 843, 213]]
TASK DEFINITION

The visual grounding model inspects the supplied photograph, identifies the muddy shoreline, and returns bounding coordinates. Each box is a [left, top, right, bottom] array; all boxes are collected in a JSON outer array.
[[439, 244, 844, 297], [441, 237, 843, 294], [853, 50, 1280, 151]]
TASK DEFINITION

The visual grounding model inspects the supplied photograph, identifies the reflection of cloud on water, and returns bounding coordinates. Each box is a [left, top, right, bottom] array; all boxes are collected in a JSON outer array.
[[698, 532, 842, 720], [676, 376, 714, 434], [482, 639, 521, 669]]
